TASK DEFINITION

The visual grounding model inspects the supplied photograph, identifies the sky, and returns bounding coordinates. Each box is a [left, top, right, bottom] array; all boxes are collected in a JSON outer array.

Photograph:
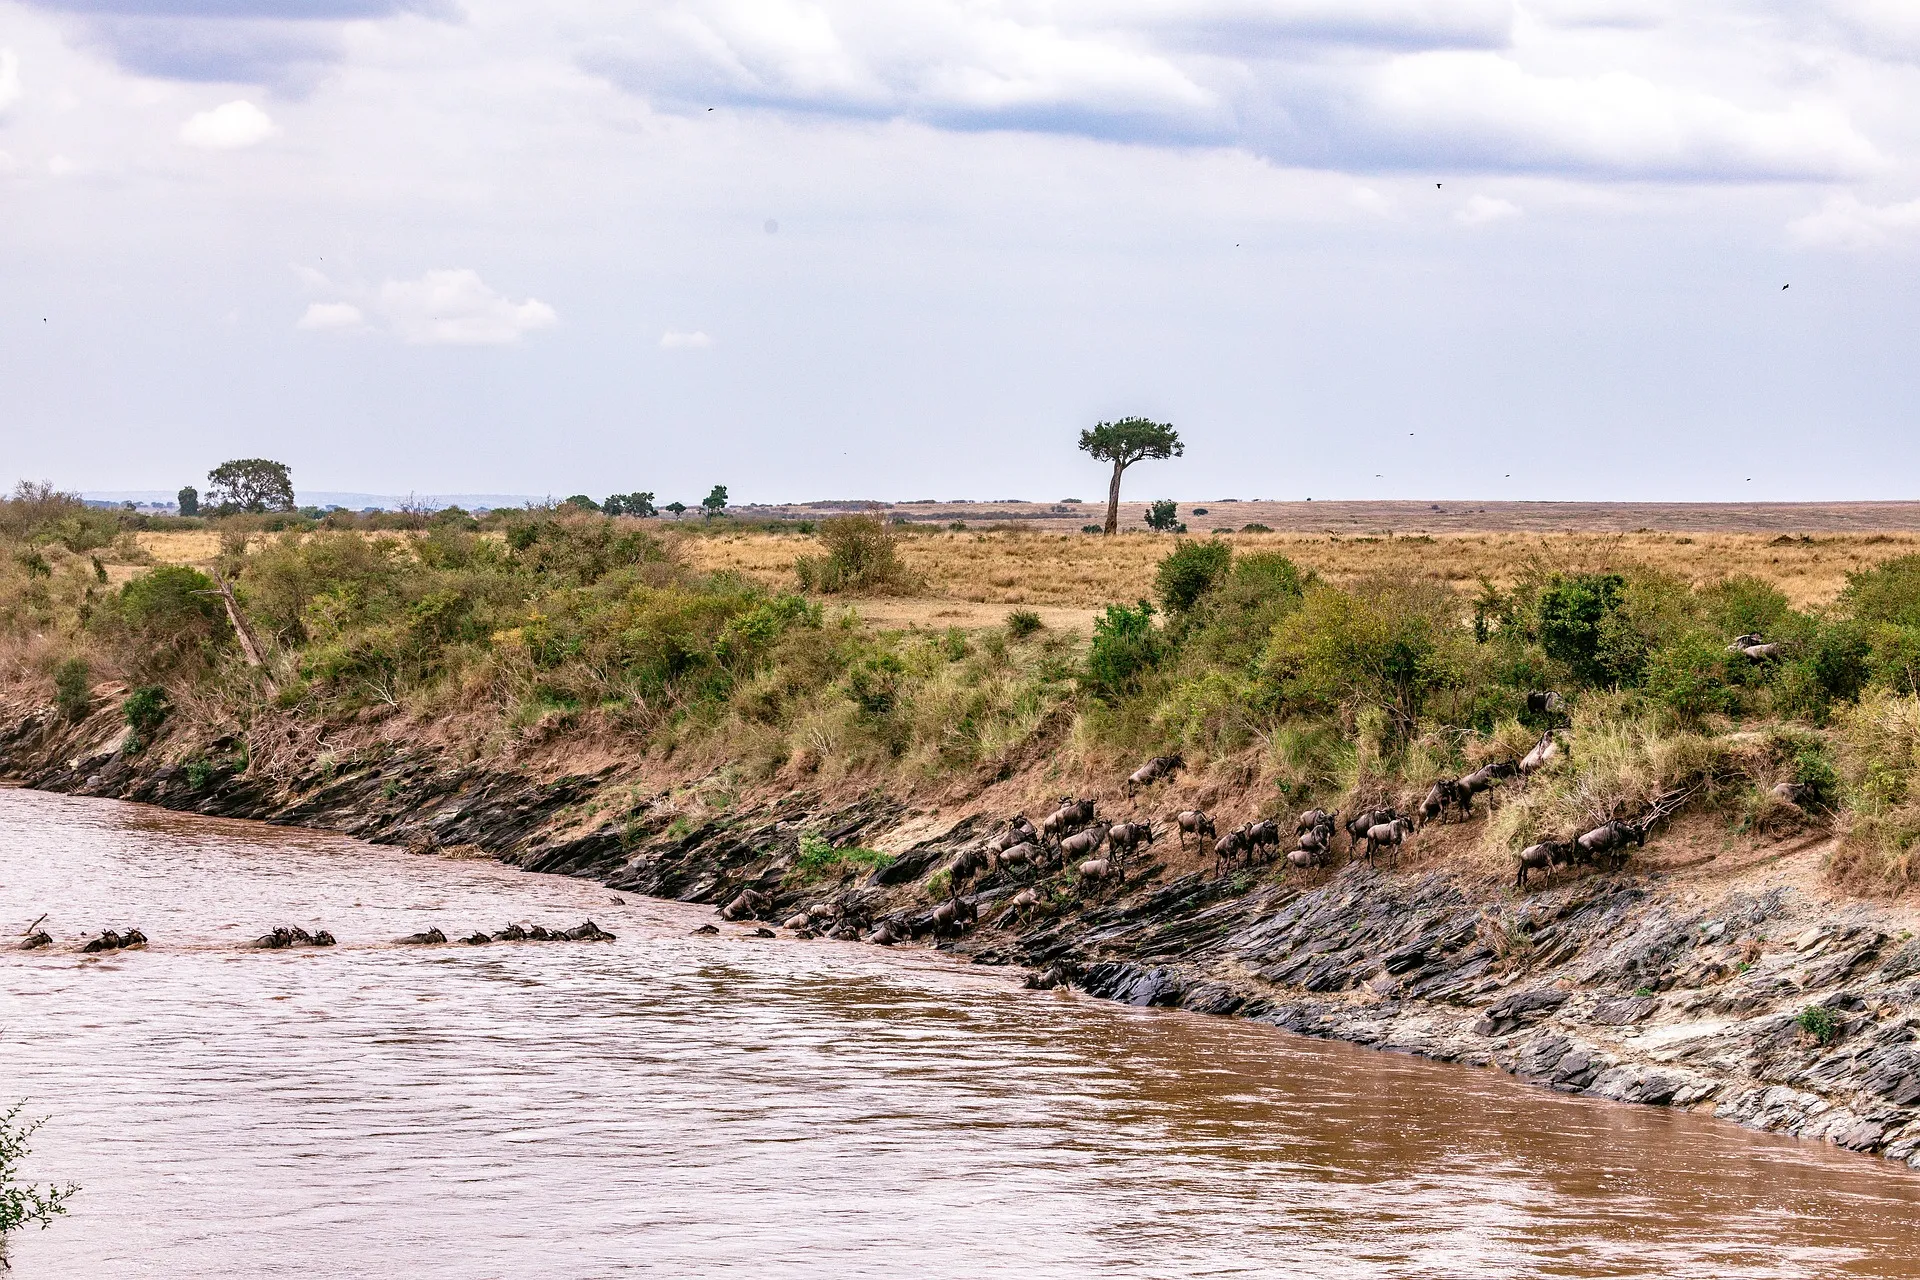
[[2, 0, 1918, 505]]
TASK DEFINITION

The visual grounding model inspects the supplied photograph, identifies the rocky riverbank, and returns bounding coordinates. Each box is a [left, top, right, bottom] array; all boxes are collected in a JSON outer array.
[[6, 692, 1920, 1170]]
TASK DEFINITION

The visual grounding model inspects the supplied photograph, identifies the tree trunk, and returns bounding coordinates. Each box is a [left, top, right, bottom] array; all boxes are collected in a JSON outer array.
[[1104, 460, 1125, 535], [212, 572, 278, 695]]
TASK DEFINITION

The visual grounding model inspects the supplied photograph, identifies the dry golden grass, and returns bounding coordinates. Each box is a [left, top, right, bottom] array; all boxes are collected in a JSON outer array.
[[682, 529, 1920, 613]]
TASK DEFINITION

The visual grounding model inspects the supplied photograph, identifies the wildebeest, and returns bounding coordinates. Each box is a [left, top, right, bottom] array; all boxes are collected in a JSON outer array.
[[397, 927, 447, 946], [721, 888, 774, 921], [783, 911, 814, 931], [1454, 760, 1518, 817], [1058, 822, 1112, 863], [1727, 634, 1785, 660], [948, 846, 990, 896], [1212, 828, 1250, 875], [254, 925, 333, 949], [1106, 821, 1155, 865], [1418, 780, 1467, 826], [1245, 819, 1283, 862], [1295, 808, 1336, 835], [1576, 819, 1645, 870], [1515, 838, 1577, 888], [1771, 781, 1818, 807], [1126, 754, 1184, 796], [1525, 690, 1564, 717], [1363, 817, 1413, 869], [930, 896, 978, 936], [1175, 809, 1216, 850], [1041, 798, 1096, 845], [985, 815, 1038, 855], [81, 927, 147, 953], [1518, 732, 1566, 781], [993, 840, 1041, 875], [1346, 808, 1398, 848], [1078, 857, 1119, 887]]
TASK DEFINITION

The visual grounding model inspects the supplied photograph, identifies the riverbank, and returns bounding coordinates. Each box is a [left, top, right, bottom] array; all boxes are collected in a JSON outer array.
[[6, 688, 1920, 1172]]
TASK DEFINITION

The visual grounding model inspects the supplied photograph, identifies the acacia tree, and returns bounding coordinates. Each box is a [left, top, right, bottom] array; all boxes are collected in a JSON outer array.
[[702, 485, 728, 518], [1079, 418, 1182, 535], [205, 459, 295, 514]]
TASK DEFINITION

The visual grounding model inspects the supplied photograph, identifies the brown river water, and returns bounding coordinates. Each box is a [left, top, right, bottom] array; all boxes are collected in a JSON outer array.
[[3, 787, 1919, 1277]]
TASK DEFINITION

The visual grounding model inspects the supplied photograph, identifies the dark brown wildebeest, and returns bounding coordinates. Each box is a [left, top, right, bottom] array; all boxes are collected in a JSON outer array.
[[1175, 809, 1216, 850], [1105, 821, 1155, 867], [1771, 781, 1818, 807], [1041, 798, 1096, 846], [1525, 690, 1563, 717], [993, 840, 1041, 875], [1515, 838, 1578, 888], [1244, 819, 1283, 863], [1058, 822, 1111, 865], [1454, 761, 1517, 817], [948, 846, 990, 896], [1126, 755, 1184, 796], [721, 887, 774, 921], [1363, 817, 1413, 869], [397, 927, 447, 946], [1295, 808, 1335, 836], [1212, 828, 1250, 876], [930, 896, 977, 937], [1576, 819, 1645, 871], [1346, 808, 1398, 849]]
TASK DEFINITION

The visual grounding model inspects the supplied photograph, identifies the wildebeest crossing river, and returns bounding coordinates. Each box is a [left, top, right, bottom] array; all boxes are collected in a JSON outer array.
[[4, 788, 1919, 1277]]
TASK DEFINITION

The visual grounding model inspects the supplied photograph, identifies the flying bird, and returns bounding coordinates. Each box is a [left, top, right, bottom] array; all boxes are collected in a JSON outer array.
[[1435, 183, 1442, 189], [1782, 283, 1789, 290]]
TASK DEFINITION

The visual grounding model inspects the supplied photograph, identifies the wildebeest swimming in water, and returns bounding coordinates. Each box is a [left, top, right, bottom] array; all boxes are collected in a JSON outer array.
[[398, 927, 448, 945], [254, 925, 336, 949], [81, 927, 147, 953], [721, 888, 774, 922]]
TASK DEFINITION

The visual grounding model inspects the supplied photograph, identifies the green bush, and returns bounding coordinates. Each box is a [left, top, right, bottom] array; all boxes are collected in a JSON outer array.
[[1643, 632, 1732, 718], [1537, 573, 1627, 684], [1264, 576, 1461, 730], [122, 686, 170, 746], [1154, 540, 1232, 615], [1842, 555, 1920, 628], [0, 1100, 79, 1235], [1086, 600, 1162, 699], [1795, 1004, 1840, 1045], [790, 832, 893, 882], [1005, 609, 1044, 639], [98, 564, 227, 676], [53, 657, 91, 722], [794, 514, 910, 594]]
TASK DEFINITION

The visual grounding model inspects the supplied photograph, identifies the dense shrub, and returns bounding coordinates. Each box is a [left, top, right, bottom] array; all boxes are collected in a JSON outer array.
[[1536, 573, 1627, 685], [96, 564, 228, 676], [53, 657, 91, 721], [123, 685, 170, 746], [1005, 609, 1044, 639], [1264, 576, 1462, 731], [794, 515, 911, 594], [1154, 540, 1232, 614], [1086, 601, 1162, 699], [1842, 555, 1920, 628]]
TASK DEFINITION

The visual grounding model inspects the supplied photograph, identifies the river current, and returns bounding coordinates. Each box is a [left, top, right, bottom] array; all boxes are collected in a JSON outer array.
[[3, 787, 1918, 1277]]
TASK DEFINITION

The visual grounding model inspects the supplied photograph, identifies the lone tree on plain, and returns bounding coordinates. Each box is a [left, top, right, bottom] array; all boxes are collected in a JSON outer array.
[[702, 485, 729, 518], [176, 486, 198, 517], [1079, 418, 1182, 535], [206, 458, 294, 515]]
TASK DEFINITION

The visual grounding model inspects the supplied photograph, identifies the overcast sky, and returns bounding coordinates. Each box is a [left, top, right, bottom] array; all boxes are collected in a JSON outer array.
[[3, 1, 1917, 504]]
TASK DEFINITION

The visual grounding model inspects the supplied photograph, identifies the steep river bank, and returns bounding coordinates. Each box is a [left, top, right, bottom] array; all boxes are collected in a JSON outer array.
[[7, 694, 1920, 1180]]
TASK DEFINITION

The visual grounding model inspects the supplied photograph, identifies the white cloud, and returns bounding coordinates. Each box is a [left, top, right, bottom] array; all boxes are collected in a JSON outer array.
[[179, 100, 277, 150], [377, 269, 558, 345], [1456, 193, 1521, 224], [0, 49, 20, 115], [1790, 193, 1920, 248], [297, 301, 366, 331], [1361, 53, 1878, 180], [660, 330, 714, 349]]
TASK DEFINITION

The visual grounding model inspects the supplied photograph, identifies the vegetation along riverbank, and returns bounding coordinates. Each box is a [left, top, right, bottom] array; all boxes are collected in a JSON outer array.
[[9, 480, 1920, 1166]]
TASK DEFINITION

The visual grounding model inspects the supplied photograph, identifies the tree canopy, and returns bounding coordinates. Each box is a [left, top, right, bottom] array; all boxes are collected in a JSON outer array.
[[206, 458, 294, 514], [1079, 417, 1182, 535]]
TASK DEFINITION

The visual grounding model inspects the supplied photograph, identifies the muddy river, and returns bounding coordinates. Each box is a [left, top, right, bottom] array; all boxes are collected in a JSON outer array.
[[3, 788, 1918, 1277]]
